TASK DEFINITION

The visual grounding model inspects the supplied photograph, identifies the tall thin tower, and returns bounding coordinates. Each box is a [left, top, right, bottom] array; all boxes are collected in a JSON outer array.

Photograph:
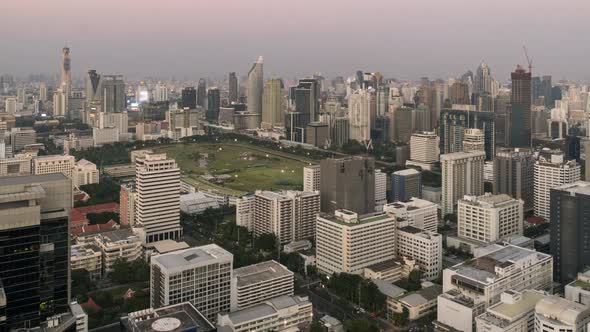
[[60, 46, 71, 96], [247, 56, 264, 127]]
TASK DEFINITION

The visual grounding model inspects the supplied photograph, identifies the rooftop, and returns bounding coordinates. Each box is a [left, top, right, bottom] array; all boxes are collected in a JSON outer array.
[[318, 211, 394, 226], [536, 295, 590, 325], [153, 244, 232, 271], [393, 168, 421, 176], [398, 284, 442, 307], [220, 295, 309, 325], [553, 181, 590, 196], [365, 258, 405, 273], [122, 302, 214, 332], [233, 260, 293, 287], [96, 228, 139, 243], [0, 173, 68, 185], [486, 290, 545, 322], [460, 193, 518, 208], [374, 280, 406, 298]]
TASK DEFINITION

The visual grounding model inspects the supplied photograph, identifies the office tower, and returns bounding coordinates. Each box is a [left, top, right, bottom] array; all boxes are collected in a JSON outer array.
[[348, 89, 371, 142], [462, 128, 485, 153], [436, 245, 552, 332], [229, 72, 238, 103], [509, 65, 532, 148], [320, 156, 375, 215], [535, 296, 590, 331], [0, 174, 72, 329], [16, 86, 25, 105], [474, 62, 493, 95], [10, 127, 36, 152], [60, 46, 71, 96], [150, 245, 232, 322], [303, 164, 320, 192], [475, 290, 546, 332], [494, 148, 535, 211], [261, 78, 284, 128], [396, 226, 442, 280], [541, 75, 553, 108], [316, 210, 396, 275], [101, 75, 126, 113], [457, 194, 523, 243], [295, 78, 321, 124], [135, 152, 182, 243], [586, 141, 590, 181], [247, 56, 264, 121], [534, 150, 580, 221], [377, 86, 389, 116], [136, 81, 149, 103], [550, 181, 590, 284], [207, 87, 220, 123], [252, 190, 320, 244], [85, 69, 101, 106], [331, 116, 349, 147], [390, 107, 413, 143], [33, 155, 75, 177], [412, 105, 431, 132], [230, 260, 294, 311], [440, 107, 495, 160], [305, 122, 330, 148], [181, 87, 197, 109], [384, 198, 438, 232], [197, 79, 207, 108], [449, 81, 470, 105], [53, 88, 67, 116], [218, 295, 312, 332], [39, 82, 47, 102], [154, 81, 168, 102], [441, 151, 486, 215], [375, 169, 387, 211], [5, 97, 16, 114], [406, 131, 439, 170], [391, 168, 422, 202]]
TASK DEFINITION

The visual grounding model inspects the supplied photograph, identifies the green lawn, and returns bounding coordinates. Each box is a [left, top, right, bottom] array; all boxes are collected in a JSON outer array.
[[154, 142, 312, 195]]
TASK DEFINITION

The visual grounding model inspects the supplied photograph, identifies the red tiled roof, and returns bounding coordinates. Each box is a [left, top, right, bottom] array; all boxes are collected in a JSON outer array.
[[70, 203, 120, 228], [70, 220, 118, 236], [81, 297, 102, 312], [526, 216, 545, 224]]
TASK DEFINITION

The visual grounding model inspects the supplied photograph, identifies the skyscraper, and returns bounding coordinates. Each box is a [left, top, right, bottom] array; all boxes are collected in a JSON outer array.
[[550, 181, 590, 284], [39, 82, 47, 102], [261, 78, 284, 128], [439, 107, 495, 160], [85, 69, 102, 105], [462, 128, 485, 153], [493, 148, 535, 211], [229, 72, 238, 103], [320, 156, 375, 215], [181, 87, 197, 109], [197, 79, 207, 108], [441, 151, 486, 215], [348, 89, 371, 142], [101, 75, 126, 113], [391, 168, 422, 202], [509, 65, 532, 148], [449, 81, 470, 105], [53, 88, 66, 117], [247, 56, 264, 126], [207, 87, 220, 123], [474, 62, 493, 96], [0, 174, 72, 329], [60, 46, 71, 97]]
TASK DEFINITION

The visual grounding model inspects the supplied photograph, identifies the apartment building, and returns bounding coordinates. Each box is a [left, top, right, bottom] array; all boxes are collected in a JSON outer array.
[[396, 226, 442, 280], [383, 198, 438, 233], [236, 194, 255, 231], [303, 164, 320, 192], [94, 229, 142, 273], [70, 244, 102, 280], [406, 131, 439, 170], [441, 151, 486, 215]]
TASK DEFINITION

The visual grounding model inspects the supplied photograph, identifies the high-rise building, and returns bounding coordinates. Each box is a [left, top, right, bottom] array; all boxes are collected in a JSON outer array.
[[207, 87, 220, 123], [383, 198, 438, 233], [247, 56, 264, 125], [475, 290, 546, 332], [508, 65, 532, 148], [101, 75, 126, 113], [396, 226, 442, 280], [135, 152, 182, 243], [391, 168, 422, 202], [60, 46, 72, 96], [457, 194, 523, 244], [154, 81, 168, 102], [0, 174, 72, 329], [550, 181, 590, 284], [303, 164, 320, 192], [406, 131, 439, 170], [53, 88, 67, 117], [441, 151, 486, 215], [462, 128, 485, 153], [305, 122, 330, 148], [540, 75, 553, 108], [230, 260, 294, 311], [229, 72, 238, 103], [449, 81, 470, 105], [119, 183, 136, 226], [5, 97, 16, 114], [181, 87, 197, 109], [331, 116, 349, 147], [389, 107, 413, 143], [197, 79, 207, 108], [320, 156, 375, 215], [316, 210, 396, 275], [252, 190, 320, 244], [534, 150, 580, 221], [295, 78, 321, 123], [348, 89, 371, 142], [375, 169, 387, 212], [474, 62, 493, 96], [493, 148, 535, 211], [440, 107, 495, 160], [85, 69, 101, 106], [261, 78, 284, 128], [150, 245, 232, 323], [39, 82, 47, 102]]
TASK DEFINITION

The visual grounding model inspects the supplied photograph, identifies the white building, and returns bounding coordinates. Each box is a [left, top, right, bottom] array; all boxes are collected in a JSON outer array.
[[383, 198, 438, 233], [396, 226, 442, 280], [217, 295, 312, 332], [375, 169, 387, 212], [53, 88, 67, 117], [92, 126, 120, 146], [253, 190, 320, 244], [33, 154, 75, 178], [73, 159, 99, 187], [463, 128, 485, 153], [348, 89, 371, 142], [316, 210, 396, 275], [565, 269, 590, 306], [94, 229, 142, 273], [179, 192, 220, 215], [5, 97, 16, 114], [231, 260, 294, 311], [407, 131, 440, 170], [535, 295, 590, 332], [303, 164, 320, 192], [475, 290, 546, 332], [0, 153, 32, 177], [236, 194, 255, 230], [534, 150, 580, 221], [135, 152, 182, 243], [457, 194, 523, 244], [150, 244, 233, 323], [441, 151, 486, 215]]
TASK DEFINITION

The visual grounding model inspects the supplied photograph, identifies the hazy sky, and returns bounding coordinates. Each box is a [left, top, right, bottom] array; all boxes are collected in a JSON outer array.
[[2, 0, 589, 81]]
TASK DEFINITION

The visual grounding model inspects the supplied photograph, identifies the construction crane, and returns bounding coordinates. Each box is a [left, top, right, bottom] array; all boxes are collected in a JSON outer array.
[[523, 46, 533, 73]]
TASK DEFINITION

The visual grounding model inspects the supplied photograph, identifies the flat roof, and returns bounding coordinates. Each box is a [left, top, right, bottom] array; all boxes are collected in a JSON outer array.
[[233, 260, 293, 287], [0, 173, 68, 185], [122, 302, 214, 332], [393, 168, 420, 176], [222, 295, 308, 325], [153, 244, 232, 271], [375, 280, 406, 298], [553, 181, 590, 196], [487, 290, 546, 320], [365, 259, 404, 272], [399, 285, 442, 307], [318, 211, 393, 226]]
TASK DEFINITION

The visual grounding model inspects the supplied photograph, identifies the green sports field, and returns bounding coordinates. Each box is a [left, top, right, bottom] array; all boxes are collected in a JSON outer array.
[[154, 142, 315, 196]]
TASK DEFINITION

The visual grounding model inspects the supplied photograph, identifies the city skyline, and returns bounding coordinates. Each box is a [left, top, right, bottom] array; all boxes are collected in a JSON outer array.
[[2, 0, 590, 81]]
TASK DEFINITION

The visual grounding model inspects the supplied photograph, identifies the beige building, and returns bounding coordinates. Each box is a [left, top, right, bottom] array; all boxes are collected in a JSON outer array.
[[94, 229, 142, 273], [463, 128, 485, 153], [73, 159, 99, 187], [565, 269, 590, 306], [535, 295, 590, 332], [231, 260, 294, 311], [363, 258, 416, 282], [0, 153, 32, 176], [475, 290, 546, 332], [407, 131, 440, 170], [303, 164, 320, 192], [441, 151, 486, 215], [396, 226, 442, 280], [33, 154, 75, 177], [236, 194, 255, 230], [316, 210, 396, 275], [384, 198, 438, 233], [261, 78, 284, 128], [70, 244, 102, 280], [387, 282, 442, 322]]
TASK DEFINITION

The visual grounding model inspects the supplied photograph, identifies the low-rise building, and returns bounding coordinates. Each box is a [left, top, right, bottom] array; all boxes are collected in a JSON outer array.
[[121, 302, 214, 332], [387, 282, 442, 321], [384, 198, 438, 232], [535, 295, 590, 332], [70, 244, 102, 280], [33, 154, 75, 177], [363, 258, 416, 282], [179, 192, 220, 215], [0, 153, 32, 177], [475, 290, 546, 332], [396, 226, 442, 280], [231, 260, 294, 311], [217, 295, 312, 332], [94, 229, 142, 273], [565, 269, 590, 306], [73, 159, 99, 187]]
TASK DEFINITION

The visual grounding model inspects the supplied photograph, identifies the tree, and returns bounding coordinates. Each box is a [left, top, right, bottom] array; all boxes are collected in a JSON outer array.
[[310, 320, 323, 332], [87, 212, 120, 225], [392, 307, 409, 327], [409, 270, 422, 284], [254, 233, 278, 252], [344, 319, 378, 332]]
